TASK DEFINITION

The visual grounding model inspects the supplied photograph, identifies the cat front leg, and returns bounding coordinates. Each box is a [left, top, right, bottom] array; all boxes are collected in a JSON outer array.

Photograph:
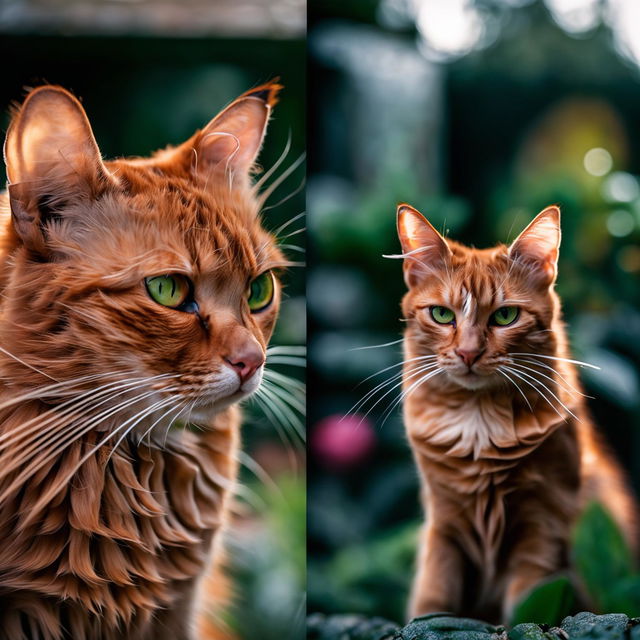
[[501, 523, 566, 622], [408, 522, 465, 619]]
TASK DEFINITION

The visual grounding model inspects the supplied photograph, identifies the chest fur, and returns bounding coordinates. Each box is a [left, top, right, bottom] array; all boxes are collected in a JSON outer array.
[[406, 395, 519, 459], [0, 426, 236, 639]]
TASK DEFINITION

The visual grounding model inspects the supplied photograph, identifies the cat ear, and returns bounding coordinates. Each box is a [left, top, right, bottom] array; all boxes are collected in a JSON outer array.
[[396, 203, 452, 287], [508, 206, 561, 287], [192, 81, 282, 185], [4, 85, 113, 252]]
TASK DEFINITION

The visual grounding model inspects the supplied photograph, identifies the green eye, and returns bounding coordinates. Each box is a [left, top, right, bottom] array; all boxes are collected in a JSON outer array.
[[492, 306, 519, 326], [145, 274, 191, 309], [248, 271, 275, 312], [430, 306, 455, 325]]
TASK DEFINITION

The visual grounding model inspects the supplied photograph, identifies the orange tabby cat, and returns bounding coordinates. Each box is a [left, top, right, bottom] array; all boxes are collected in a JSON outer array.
[[0, 82, 287, 639], [396, 203, 637, 622]]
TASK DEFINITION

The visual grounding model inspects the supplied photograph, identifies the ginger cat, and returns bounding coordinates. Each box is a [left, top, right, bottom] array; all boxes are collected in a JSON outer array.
[[396, 203, 637, 622], [0, 83, 287, 639]]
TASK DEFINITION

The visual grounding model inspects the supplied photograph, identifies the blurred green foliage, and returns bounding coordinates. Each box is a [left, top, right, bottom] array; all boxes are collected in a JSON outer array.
[[510, 577, 573, 627], [572, 502, 640, 617], [225, 473, 306, 640]]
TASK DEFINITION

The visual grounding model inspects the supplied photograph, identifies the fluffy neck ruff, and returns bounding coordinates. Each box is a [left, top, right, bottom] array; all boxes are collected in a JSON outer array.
[[0, 400, 239, 640]]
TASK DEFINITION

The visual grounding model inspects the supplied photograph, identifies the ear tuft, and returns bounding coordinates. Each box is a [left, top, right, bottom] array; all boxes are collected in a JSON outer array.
[[244, 79, 283, 107], [396, 203, 451, 288], [508, 205, 561, 287]]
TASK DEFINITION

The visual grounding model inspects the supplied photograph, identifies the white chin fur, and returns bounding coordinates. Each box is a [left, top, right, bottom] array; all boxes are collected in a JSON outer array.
[[447, 370, 498, 390], [189, 367, 264, 421]]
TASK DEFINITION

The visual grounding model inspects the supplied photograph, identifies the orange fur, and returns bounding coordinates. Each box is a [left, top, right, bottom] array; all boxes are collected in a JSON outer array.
[[0, 82, 286, 639], [396, 203, 637, 622]]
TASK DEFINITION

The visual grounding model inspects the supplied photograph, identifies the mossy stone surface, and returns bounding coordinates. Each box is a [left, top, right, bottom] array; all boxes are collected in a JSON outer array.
[[561, 612, 629, 639], [306, 613, 399, 640], [307, 612, 640, 639]]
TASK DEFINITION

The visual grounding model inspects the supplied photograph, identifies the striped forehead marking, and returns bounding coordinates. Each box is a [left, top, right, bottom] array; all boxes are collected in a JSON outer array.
[[461, 286, 475, 320]]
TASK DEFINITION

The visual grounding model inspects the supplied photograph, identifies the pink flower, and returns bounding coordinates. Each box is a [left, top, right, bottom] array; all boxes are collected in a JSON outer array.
[[311, 414, 376, 470]]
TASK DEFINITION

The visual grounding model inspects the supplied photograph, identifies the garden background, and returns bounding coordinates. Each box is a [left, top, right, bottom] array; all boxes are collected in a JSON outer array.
[[308, 0, 640, 625]]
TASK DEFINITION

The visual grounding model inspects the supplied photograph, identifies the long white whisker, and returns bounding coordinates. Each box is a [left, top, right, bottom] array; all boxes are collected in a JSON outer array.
[[137, 398, 185, 446], [278, 244, 305, 253], [271, 211, 305, 239], [262, 177, 306, 213], [0, 369, 144, 426], [0, 379, 175, 478], [258, 385, 305, 442], [501, 366, 573, 422], [508, 353, 600, 370], [236, 449, 283, 497], [355, 355, 437, 391], [381, 367, 443, 425], [162, 399, 193, 448], [23, 394, 181, 519], [108, 396, 183, 461], [507, 360, 590, 399], [348, 362, 439, 423], [255, 131, 292, 191], [0, 386, 178, 502], [502, 365, 579, 421], [261, 369, 305, 394], [0, 374, 175, 450], [261, 379, 305, 415], [265, 356, 306, 368], [349, 338, 404, 352], [497, 367, 533, 412], [253, 391, 304, 454], [278, 226, 306, 241], [510, 357, 592, 398], [266, 345, 306, 356], [258, 152, 305, 207]]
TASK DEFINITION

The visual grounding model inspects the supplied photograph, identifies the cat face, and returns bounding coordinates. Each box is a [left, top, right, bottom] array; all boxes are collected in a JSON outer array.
[[2, 84, 287, 423], [397, 204, 561, 391]]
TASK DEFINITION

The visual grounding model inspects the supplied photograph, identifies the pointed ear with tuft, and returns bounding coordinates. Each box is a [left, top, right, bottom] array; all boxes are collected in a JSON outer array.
[[192, 80, 282, 186], [3, 85, 114, 253], [508, 206, 561, 288], [396, 203, 452, 288]]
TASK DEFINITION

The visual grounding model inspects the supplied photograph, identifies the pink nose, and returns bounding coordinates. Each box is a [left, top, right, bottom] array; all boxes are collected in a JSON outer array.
[[225, 345, 265, 384], [455, 348, 483, 368]]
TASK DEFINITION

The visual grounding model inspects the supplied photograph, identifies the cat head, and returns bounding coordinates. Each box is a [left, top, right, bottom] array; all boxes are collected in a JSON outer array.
[[1, 83, 287, 423], [396, 203, 561, 391]]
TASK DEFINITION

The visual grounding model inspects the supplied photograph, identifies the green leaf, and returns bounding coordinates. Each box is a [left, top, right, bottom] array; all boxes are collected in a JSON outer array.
[[509, 575, 573, 627], [604, 576, 640, 617], [572, 501, 634, 611]]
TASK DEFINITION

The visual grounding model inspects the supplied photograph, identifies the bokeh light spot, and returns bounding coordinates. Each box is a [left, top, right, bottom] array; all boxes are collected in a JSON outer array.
[[584, 147, 613, 176], [545, 0, 600, 35], [607, 209, 635, 237], [415, 0, 484, 60], [602, 171, 640, 203]]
